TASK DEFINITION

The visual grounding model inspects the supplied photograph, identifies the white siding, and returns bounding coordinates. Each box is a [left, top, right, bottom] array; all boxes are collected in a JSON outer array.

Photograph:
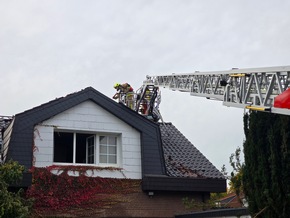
[[34, 100, 142, 179]]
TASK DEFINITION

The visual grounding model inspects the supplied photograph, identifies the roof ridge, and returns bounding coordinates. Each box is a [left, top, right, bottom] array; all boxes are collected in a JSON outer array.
[[16, 87, 92, 117]]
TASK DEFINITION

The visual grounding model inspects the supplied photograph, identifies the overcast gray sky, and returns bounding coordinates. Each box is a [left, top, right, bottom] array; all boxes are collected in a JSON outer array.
[[1, 0, 290, 173]]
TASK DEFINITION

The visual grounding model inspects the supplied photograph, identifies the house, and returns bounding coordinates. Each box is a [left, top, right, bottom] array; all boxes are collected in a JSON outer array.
[[1, 87, 226, 217]]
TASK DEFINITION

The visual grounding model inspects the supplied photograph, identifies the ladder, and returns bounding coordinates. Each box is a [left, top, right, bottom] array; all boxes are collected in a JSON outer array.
[[135, 84, 162, 121], [143, 65, 290, 116]]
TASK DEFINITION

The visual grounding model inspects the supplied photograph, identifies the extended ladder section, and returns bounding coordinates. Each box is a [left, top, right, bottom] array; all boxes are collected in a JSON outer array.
[[143, 65, 290, 116], [116, 84, 162, 121], [135, 84, 161, 121]]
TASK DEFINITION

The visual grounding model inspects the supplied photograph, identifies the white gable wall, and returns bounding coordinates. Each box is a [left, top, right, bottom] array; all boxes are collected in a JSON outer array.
[[34, 100, 142, 179]]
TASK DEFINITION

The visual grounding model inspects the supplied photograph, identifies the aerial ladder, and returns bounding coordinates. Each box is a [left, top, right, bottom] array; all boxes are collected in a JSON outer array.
[[136, 65, 290, 119]]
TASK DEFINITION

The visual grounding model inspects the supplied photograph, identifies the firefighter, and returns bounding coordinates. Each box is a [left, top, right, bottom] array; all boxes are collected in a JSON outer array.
[[113, 83, 134, 109]]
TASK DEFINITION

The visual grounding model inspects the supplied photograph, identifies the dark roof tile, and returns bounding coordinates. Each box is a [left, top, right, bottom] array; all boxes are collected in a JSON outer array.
[[159, 122, 224, 179]]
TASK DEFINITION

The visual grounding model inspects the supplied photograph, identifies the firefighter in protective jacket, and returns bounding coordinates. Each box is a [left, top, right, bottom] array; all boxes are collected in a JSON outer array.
[[113, 83, 134, 109]]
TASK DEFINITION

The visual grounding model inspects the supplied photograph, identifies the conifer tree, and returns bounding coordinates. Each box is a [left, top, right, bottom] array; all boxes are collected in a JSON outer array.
[[243, 111, 290, 218]]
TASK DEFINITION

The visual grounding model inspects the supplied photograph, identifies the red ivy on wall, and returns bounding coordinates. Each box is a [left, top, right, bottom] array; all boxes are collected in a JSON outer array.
[[26, 166, 141, 216]]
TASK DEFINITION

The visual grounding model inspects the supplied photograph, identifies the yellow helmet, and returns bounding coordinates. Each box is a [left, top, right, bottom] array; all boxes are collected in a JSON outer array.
[[114, 83, 120, 89]]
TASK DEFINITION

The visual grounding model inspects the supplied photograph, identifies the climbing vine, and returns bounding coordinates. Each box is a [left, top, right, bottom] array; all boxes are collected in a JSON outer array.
[[26, 166, 141, 216]]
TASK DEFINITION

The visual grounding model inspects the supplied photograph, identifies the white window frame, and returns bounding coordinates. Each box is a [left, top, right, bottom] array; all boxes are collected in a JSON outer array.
[[53, 130, 121, 167], [86, 135, 95, 164], [97, 135, 118, 166]]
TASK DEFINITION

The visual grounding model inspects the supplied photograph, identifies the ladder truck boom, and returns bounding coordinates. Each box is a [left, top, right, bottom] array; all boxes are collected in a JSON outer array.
[[143, 65, 290, 116]]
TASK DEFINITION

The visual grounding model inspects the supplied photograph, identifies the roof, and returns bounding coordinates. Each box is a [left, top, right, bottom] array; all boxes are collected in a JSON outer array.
[[142, 123, 226, 192], [4, 87, 226, 192], [218, 192, 237, 204], [159, 123, 224, 179], [217, 192, 245, 208]]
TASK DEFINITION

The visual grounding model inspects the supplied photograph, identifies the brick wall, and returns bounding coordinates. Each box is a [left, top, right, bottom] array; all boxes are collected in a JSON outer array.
[[100, 189, 209, 218], [33, 177, 209, 218]]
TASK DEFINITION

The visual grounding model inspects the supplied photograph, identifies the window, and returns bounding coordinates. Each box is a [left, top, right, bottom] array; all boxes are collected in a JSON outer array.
[[99, 136, 117, 164], [53, 131, 120, 166], [86, 136, 95, 164], [54, 132, 74, 163]]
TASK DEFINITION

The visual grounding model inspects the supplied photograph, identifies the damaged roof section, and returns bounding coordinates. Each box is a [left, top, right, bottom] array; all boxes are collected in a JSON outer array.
[[142, 123, 226, 192], [159, 122, 224, 179]]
